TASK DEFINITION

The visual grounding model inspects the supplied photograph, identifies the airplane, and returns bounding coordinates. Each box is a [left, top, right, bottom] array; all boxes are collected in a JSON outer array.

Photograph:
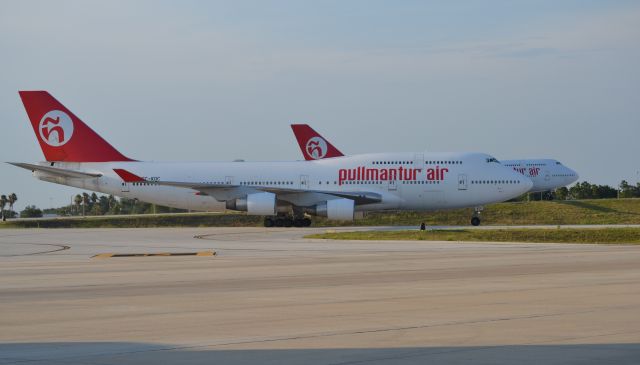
[[291, 124, 579, 194], [10, 91, 532, 227]]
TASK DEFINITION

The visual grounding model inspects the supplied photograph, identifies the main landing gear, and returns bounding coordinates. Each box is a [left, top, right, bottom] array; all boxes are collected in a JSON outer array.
[[264, 215, 312, 228], [471, 206, 483, 226]]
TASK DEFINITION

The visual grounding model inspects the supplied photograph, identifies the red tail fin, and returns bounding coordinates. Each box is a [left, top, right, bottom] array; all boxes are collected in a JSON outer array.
[[290, 124, 344, 160], [18, 91, 133, 162]]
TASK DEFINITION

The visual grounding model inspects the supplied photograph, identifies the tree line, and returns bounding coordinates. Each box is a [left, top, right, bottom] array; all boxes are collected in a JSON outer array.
[[42, 192, 187, 217], [514, 180, 640, 201], [554, 180, 640, 200]]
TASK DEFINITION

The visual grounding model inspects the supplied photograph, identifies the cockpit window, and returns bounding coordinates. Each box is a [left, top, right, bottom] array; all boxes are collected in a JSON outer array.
[[486, 157, 500, 163], [556, 161, 562, 165]]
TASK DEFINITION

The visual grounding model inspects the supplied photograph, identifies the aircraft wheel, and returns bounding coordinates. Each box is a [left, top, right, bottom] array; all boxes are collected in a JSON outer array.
[[303, 218, 312, 227], [275, 218, 284, 227], [283, 218, 293, 227], [264, 217, 274, 228], [471, 217, 481, 226]]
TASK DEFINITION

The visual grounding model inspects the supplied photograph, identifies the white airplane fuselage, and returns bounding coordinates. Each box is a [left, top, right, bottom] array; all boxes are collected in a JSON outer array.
[[36, 152, 532, 213], [290, 124, 579, 195], [501, 159, 579, 193]]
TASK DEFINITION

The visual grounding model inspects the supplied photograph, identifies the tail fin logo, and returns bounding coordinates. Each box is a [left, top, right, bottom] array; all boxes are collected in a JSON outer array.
[[39, 110, 74, 147], [305, 136, 327, 159]]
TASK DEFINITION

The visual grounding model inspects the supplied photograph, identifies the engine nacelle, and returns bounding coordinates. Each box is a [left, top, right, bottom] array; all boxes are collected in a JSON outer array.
[[226, 192, 276, 216], [315, 198, 355, 221]]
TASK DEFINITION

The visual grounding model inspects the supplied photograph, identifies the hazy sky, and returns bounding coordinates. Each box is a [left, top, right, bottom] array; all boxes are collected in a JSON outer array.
[[1, 1, 639, 210]]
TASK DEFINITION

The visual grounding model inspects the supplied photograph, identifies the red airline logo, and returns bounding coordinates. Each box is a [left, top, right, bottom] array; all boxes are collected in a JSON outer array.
[[39, 110, 74, 147], [305, 137, 327, 159], [291, 124, 344, 160], [513, 167, 540, 177]]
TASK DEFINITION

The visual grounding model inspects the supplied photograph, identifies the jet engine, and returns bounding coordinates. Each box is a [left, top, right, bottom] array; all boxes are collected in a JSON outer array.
[[313, 198, 355, 221], [226, 192, 276, 215]]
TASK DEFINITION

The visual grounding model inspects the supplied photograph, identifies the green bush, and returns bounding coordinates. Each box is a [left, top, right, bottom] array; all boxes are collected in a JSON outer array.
[[20, 205, 43, 218]]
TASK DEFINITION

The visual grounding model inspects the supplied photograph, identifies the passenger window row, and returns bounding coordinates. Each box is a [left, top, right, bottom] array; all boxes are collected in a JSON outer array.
[[341, 180, 440, 185], [471, 180, 521, 184], [343, 181, 384, 185], [372, 161, 413, 165], [425, 160, 462, 165], [240, 181, 294, 186], [372, 160, 463, 165], [402, 180, 440, 184], [123, 182, 158, 186]]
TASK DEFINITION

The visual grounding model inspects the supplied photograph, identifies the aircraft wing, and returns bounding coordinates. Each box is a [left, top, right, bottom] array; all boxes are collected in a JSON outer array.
[[113, 169, 382, 205], [9, 162, 103, 179]]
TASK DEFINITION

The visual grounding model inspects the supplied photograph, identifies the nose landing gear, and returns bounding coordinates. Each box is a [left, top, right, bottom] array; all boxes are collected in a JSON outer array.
[[471, 206, 483, 226]]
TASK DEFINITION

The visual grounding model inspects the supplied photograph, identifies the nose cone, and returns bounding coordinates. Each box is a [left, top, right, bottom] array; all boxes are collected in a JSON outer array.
[[567, 167, 579, 185]]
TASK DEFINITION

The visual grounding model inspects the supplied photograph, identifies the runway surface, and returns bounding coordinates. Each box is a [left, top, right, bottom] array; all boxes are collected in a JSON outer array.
[[1, 226, 640, 364]]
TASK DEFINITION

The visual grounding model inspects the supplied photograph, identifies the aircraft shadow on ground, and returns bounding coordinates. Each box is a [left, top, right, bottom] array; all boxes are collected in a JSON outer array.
[[1, 342, 640, 365]]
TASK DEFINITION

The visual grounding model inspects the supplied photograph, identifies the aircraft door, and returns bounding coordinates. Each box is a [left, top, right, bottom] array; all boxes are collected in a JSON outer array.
[[299, 175, 309, 189], [121, 182, 130, 193], [388, 180, 397, 191], [225, 176, 234, 185], [458, 174, 468, 190], [413, 153, 424, 170]]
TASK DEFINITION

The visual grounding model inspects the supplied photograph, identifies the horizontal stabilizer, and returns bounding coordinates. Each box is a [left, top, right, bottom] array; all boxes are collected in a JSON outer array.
[[8, 162, 102, 179]]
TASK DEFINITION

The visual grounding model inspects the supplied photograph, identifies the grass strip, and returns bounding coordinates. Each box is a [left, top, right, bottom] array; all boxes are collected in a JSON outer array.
[[2, 199, 639, 229], [306, 228, 640, 244]]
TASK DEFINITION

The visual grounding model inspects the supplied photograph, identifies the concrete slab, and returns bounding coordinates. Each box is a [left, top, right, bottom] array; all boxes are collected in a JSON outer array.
[[1, 227, 639, 364]]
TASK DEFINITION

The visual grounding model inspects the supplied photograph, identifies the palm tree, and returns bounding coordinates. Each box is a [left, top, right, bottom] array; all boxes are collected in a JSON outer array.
[[0, 195, 7, 221], [107, 194, 117, 210], [82, 192, 90, 216], [74, 194, 83, 215], [8, 193, 17, 217], [107, 195, 117, 214]]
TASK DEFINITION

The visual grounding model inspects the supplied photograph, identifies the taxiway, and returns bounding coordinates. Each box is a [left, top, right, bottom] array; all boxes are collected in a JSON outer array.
[[1, 227, 639, 364]]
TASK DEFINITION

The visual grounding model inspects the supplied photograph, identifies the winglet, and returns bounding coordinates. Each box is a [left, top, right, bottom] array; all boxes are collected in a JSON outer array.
[[290, 124, 344, 160], [113, 169, 145, 182]]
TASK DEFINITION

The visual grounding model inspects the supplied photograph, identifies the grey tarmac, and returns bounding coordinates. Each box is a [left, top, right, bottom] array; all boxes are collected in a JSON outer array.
[[1, 226, 639, 364]]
